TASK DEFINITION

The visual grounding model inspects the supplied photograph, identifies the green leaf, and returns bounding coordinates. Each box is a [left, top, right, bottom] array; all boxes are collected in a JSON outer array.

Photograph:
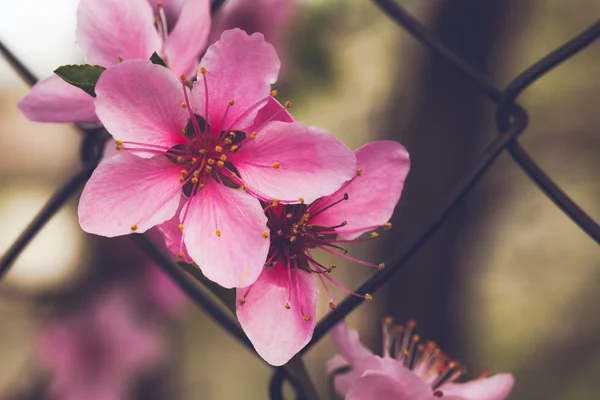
[[54, 64, 106, 97], [150, 52, 167, 67]]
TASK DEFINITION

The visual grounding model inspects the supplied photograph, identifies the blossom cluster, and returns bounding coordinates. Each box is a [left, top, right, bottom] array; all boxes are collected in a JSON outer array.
[[17, 0, 514, 398]]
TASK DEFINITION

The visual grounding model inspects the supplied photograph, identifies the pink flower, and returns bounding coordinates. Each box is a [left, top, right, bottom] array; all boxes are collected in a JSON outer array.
[[235, 140, 410, 365], [78, 29, 356, 289], [18, 0, 211, 123], [327, 319, 514, 400], [141, 262, 188, 316], [36, 290, 164, 400]]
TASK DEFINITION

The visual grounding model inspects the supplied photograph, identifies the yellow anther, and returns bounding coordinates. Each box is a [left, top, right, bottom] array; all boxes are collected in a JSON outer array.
[[240, 297, 246, 305], [115, 140, 123, 150], [178, 251, 185, 258], [370, 232, 379, 238], [215, 229, 221, 237], [205, 165, 213, 173], [303, 315, 310, 321], [284, 302, 290, 309], [220, 154, 227, 161], [179, 176, 185, 182], [378, 263, 385, 270], [289, 236, 296, 243], [242, 183, 248, 191], [365, 293, 373, 301], [130, 224, 138, 231], [298, 197, 305, 204], [329, 302, 337, 310], [284, 101, 293, 108], [176, 156, 184, 163], [191, 157, 197, 164], [286, 213, 293, 219], [215, 145, 223, 152], [191, 177, 199, 184], [227, 99, 235, 106], [383, 316, 393, 325], [217, 160, 225, 168], [180, 169, 187, 175], [231, 172, 237, 178], [198, 149, 207, 154], [179, 74, 187, 81], [250, 131, 257, 139], [272, 162, 281, 169], [270, 89, 278, 97], [180, 101, 187, 109], [384, 222, 392, 230], [224, 138, 232, 144], [198, 183, 205, 190], [230, 145, 239, 152], [178, 224, 184, 231], [207, 158, 215, 165], [262, 231, 269, 239], [199, 66, 207, 74], [330, 264, 337, 269], [180, 128, 186, 135], [356, 168, 363, 176], [229, 131, 236, 138], [193, 170, 200, 177], [271, 199, 280, 207]]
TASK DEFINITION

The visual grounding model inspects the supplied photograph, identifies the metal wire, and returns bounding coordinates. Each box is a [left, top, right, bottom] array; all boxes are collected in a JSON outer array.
[[0, 0, 599, 398]]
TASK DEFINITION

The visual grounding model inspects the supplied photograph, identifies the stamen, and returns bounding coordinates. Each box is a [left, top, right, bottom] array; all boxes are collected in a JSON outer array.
[[130, 224, 138, 231], [215, 229, 222, 237]]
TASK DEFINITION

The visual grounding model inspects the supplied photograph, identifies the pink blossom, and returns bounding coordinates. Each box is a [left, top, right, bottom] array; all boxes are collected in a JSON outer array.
[[18, 0, 210, 123], [327, 319, 514, 400], [141, 262, 188, 316], [234, 140, 410, 365], [36, 290, 164, 400], [78, 29, 356, 289]]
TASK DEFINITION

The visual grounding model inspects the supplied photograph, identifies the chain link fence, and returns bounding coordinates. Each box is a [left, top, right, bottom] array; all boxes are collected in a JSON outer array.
[[0, 0, 598, 398]]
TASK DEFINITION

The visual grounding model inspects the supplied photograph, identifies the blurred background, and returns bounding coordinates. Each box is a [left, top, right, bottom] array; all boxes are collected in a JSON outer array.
[[0, 0, 599, 399]]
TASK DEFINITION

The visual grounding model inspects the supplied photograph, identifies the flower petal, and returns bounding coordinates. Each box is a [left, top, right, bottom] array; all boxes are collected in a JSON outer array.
[[154, 213, 193, 263], [231, 122, 356, 203], [253, 96, 294, 124], [76, 0, 161, 66], [236, 263, 318, 366], [440, 374, 515, 400], [310, 140, 410, 240], [18, 75, 97, 123], [330, 321, 374, 365], [346, 356, 432, 400], [163, 0, 211, 78], [78, 152, 183, 237], [192, 28, 280, 131], [182, 181, 269, 288], [95, 60, 189, 155]]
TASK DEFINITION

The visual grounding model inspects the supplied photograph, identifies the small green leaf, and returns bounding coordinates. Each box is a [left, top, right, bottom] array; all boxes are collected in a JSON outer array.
[[54, 64, 106, 97], [150, 52, 167, 67]]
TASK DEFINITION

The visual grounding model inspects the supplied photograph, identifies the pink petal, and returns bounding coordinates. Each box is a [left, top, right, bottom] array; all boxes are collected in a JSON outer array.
[[76, 0, 161, 66], [95, 60, 189, 155], [310, 140, 410, 240], [191, 28, 280, 131], [182, 181, 269, 288], [78, 152, 183, 237], [253, 96, 294, 124], [231, 122, 356, 203], [236, 263, 318, 366], [18, 75, 97, 123], [330, 321, 373, 365], [154, 213, 193, 263], [163, 0, 211, 78], [440, 374, 515, 400], [346, 356, 432, 400]]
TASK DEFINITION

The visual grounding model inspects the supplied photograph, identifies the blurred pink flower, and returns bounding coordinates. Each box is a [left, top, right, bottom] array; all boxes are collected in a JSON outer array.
[[235, 141, 410, 365], [19, 0, 210, 123], [78, 29, 356, 289], [327, 320, 514, 400], [36, 290, 164, 400], [142, 262, 188, 316]]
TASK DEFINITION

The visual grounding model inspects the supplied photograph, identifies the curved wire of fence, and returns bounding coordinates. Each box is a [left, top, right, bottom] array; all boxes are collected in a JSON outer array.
[[0, 0, 598, 398]]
